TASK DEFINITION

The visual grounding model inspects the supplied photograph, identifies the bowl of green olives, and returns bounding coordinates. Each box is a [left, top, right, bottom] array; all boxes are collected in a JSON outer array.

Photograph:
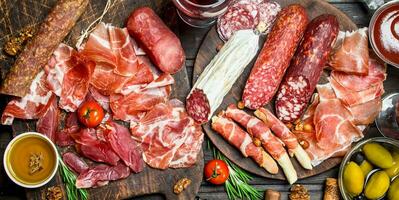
[[338, 137, 399, 200]]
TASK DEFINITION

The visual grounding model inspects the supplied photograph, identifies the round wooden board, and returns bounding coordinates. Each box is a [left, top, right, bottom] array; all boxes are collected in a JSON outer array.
[[193, 0, 358, 180]]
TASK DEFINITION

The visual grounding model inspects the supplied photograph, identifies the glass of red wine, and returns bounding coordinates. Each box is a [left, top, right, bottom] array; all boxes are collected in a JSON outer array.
[[376, 93, 399, 140], [172, 0, 229, 28]]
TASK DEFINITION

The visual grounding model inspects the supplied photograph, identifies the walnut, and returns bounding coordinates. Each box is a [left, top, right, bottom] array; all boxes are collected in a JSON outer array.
[[173, 178, 192, 194], [29, 152, 44, 175], [294, 122, 304, 131], [303, 123, 313, 132], [298, 138, 310, 149], [45, 186, 63, 200], [237, 101, 245, 109], [289, 184, 310, 200]]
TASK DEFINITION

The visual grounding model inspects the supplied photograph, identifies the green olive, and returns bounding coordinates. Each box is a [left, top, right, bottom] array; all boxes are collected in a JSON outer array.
[[363, 143, 394, 169], [385, 152, 399, 179], [360, 160, 374, 176], [388, 177, 399, 200], [364, 171, 390, 200], [343, 161, 364, 196]]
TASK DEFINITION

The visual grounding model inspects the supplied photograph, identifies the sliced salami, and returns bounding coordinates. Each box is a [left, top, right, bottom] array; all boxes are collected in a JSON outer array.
[[186, 89, 210, 124], [275, 76, 309, 122], [217, 0, 280, 41]]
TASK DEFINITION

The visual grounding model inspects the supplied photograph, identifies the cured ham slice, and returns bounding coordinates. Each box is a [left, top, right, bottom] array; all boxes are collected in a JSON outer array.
[[329, 77, 384, 107], [46, 43, 96, 112], [88, 87, 110, 112], [211, 114, 278, 174], [63, 152, 89, 174], [76, 162, 130, 188], [329, 28, 369, 75], [110, 73, 174, 122], [254, 108, 312, 169], [349, 98, 381, 125], [36, 96, 59, 143], [225, 104, 297, 183], [331, 59, 386, 92], [80, 23, 144, 95], [130, 99, 203, 169], [102, 121, 144, 173], [1, 71, 54, 125], [310, 99, 363, 165], [72, 128, 120, 166]]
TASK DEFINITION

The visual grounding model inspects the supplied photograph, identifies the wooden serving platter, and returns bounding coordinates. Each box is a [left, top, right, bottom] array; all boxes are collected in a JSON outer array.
[[193, 0, 358, 180], [1, 0, 203, 199]]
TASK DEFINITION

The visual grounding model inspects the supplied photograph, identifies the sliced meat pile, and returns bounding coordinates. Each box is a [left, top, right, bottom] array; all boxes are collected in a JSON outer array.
[[217, 0, 281, 41], [130, 99, 204, 169]]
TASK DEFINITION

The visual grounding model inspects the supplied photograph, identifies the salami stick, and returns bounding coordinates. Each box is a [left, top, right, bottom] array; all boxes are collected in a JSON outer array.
[[275, 15, 339, 123], [225, 104, 297, 184], [255, 108, 313, 170], [211, 115, 279, 174], [242, 4, 308, 109], [0, 0, 89, 97]]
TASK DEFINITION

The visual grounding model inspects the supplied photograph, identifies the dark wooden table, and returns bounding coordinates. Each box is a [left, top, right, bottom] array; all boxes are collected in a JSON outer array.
[[0, 0, 397, 199]]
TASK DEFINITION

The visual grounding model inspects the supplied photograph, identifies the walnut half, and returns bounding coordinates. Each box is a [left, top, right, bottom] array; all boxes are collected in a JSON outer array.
[[173, 178, 192, 194]]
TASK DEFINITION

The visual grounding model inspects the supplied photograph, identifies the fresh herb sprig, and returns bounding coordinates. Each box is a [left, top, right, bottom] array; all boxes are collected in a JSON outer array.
[[58, 155, 88, 200], [208, 141, 262, 200]]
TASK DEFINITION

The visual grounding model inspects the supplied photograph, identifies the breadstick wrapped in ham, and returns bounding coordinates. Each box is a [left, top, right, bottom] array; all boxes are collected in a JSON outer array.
[[225, 104, 297, 184], [255, 108, 312, 170], [211, 114, 278, 174]]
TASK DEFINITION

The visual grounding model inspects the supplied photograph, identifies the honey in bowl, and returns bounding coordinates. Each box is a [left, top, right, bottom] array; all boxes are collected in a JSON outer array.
[[370, 1, 399, 67], [4, 133, 57, 187]]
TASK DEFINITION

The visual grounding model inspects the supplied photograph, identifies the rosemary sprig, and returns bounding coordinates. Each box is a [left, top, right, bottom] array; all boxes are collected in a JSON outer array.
[[208, 140, 262, 200], [57, 154, 88, 200]]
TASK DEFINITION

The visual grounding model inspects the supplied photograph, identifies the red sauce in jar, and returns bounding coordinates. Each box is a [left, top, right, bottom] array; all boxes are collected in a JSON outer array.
[[372, 4, 399, 65]]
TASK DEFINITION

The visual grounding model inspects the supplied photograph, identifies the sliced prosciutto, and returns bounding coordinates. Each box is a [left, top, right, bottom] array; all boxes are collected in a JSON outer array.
[[80, 23, 142, 95], [36, 96, 59, 142], [102, 121, 144, 173], [110, 73, 174, 122], [349, 98, 381, 125], [1, 71, 54, 125], [329, 77, 384, 107], [329, 28, 369, 75], [46, 43, 96, 112], [331, 59, 386, 92], [211, 114, 278, 174], [56, 112, 79, 147], [254, 108, 312, 169], [88, 87, 110, 112], [225, 104, 298, 183], [63, 152, 89, 174], [130, 99, 203, 169], [311, 99, 363, 165], [76, 162, 130, 188]]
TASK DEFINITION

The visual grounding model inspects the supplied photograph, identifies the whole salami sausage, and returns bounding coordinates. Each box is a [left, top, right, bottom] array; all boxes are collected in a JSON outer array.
[[0, 0, 89, 97], [126, 7, 185, 74], [242, 4, 308, 110], [275, 14, 339, 123]]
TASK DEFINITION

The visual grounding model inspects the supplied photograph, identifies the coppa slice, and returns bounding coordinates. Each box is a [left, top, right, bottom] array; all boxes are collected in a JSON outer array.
[[186, 30, 260, 124], [211, 114, 278, 174], [225, 104, 297, 184], [254, 108, 312, 169], [130, 99, 203, 169], [63, 152, 89, 174]]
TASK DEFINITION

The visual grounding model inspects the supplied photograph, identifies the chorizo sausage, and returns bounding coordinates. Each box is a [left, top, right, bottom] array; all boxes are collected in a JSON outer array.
[[242, 4, 308, 109], [126, 7, 185, 74], [275, 14, 339, 123], [0, 0, 89, 97]]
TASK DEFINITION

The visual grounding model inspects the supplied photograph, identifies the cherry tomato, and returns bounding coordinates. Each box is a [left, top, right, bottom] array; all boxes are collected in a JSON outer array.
[[77, 100, 104, 128], [204, 159, 229, 185]]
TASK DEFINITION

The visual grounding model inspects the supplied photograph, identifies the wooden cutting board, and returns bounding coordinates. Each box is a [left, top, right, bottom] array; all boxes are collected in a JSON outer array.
[[1, 0, 203, 199], [193, 0, 358, 180]]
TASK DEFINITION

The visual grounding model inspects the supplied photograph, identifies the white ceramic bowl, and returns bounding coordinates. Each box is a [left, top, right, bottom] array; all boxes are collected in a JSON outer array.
[[3, 132, 59, 188]]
